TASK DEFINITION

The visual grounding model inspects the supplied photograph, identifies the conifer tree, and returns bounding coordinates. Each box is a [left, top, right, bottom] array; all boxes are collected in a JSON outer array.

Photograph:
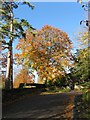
[[0, 1, 35, 89]]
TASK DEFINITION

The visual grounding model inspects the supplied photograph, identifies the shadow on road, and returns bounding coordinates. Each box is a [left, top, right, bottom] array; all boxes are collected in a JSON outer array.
[[2, 91, 82, 119]]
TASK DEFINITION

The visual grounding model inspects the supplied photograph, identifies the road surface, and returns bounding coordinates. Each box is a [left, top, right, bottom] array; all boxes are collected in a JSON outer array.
[[2, 91, 82, 119]]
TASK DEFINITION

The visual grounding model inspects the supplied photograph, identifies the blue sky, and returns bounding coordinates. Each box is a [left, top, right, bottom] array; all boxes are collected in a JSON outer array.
[[13, 2, 85, 53], [13, 2, 85, 81]]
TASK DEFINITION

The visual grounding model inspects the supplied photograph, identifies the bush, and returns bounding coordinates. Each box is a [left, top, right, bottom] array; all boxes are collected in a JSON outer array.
[[83, 89, 90, 103]]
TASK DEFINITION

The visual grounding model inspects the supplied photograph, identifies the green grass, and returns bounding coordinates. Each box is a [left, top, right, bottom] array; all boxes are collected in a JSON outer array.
[[41, 86, 71, 95]]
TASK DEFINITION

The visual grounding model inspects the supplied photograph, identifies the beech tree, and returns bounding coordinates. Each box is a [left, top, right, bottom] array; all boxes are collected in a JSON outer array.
[[15, 25, 73, 84], [0, 1, 35, 89], [70, 0, 90, 84], [73, 30, 90, 82]]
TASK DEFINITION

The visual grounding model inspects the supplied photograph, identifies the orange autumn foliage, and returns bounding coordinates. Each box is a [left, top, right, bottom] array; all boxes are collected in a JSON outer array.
[[15, 25, 73, 83], [14, 68, 34, 88]]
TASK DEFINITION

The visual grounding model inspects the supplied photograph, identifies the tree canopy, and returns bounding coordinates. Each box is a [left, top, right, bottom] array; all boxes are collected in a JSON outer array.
[[15, 25, 73, 83], [14, 68, 34, 88]]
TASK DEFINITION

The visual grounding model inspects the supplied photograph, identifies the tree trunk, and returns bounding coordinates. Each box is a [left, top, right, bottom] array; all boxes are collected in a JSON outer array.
[[5, 45, 13, 89], [5, 49, 11, 89], [5, 3, 13, 89]]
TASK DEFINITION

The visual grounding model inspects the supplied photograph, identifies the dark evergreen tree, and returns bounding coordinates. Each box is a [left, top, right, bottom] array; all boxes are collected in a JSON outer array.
[[0, 1, 35, 89]]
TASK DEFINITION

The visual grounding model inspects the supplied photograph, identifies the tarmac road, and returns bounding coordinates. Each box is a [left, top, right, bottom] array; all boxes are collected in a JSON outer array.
[[2, 91, 82, 119]]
